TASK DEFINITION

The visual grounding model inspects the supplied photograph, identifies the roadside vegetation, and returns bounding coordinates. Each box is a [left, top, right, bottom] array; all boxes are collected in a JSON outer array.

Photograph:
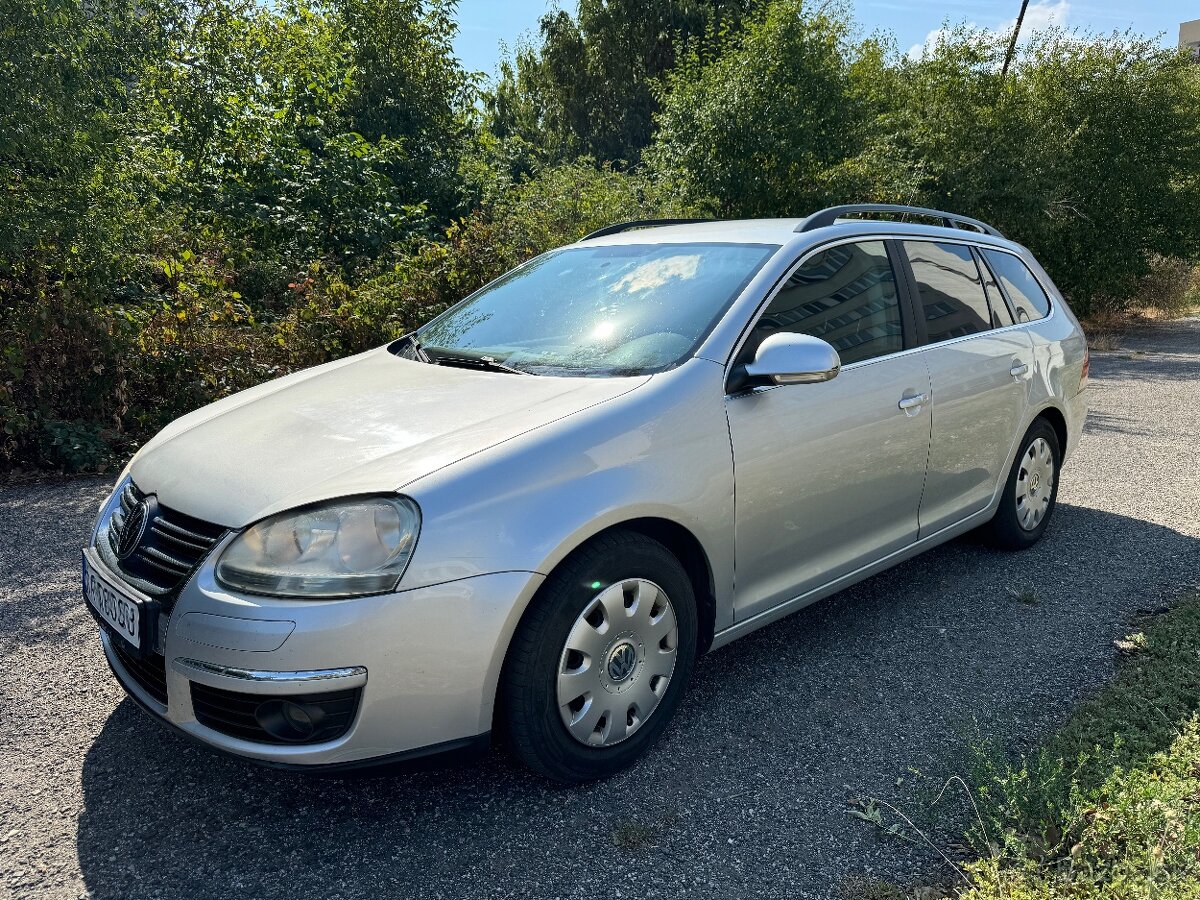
[[849, 594, 1200, 899], [3, 0, 1200, 474], [960, 595, 1200, 898]]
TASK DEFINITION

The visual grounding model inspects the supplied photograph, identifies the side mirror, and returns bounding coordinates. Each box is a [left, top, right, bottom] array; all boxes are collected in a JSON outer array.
[[744, 333, 841, 385]]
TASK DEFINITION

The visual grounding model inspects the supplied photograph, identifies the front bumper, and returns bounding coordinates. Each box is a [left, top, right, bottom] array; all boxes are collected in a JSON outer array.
[[96, 549, 545, 768]]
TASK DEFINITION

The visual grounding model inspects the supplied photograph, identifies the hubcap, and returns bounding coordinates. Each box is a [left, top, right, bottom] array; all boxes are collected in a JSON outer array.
[[1015, 436, 1055, 531], [556, 579, 679, 747]]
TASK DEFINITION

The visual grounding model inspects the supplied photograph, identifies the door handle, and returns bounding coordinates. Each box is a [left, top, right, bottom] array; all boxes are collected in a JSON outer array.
[[897, 393, 928, 411], [1010, 362, 1029, 377]]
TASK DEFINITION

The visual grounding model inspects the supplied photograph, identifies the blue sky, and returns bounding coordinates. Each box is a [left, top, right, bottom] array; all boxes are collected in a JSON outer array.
[[452, 1, 1199, 77]]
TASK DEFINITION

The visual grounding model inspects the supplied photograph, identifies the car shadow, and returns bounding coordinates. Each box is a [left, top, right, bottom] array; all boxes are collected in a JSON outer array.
[[75, 503, 1200, 899]]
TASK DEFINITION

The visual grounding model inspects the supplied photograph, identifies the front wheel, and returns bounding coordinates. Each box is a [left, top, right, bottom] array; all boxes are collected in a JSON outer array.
[[500, 531, 698, 782], [981, 418, 1062, 550]]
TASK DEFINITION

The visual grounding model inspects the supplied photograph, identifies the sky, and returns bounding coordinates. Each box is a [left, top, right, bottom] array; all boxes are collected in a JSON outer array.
[[452, 0, 1200, 77]]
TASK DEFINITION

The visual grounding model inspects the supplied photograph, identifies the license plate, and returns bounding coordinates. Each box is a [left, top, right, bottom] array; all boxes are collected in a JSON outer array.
[[83, 550, 147, 652]]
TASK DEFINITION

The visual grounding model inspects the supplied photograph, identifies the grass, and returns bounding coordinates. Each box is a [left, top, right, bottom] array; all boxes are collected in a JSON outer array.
[[845, 594, 1200, 899], [960, 593, 1200, 898]]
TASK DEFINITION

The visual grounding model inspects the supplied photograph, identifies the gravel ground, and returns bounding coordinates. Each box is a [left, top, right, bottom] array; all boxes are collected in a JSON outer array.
[[2, 318, 1199, 900]]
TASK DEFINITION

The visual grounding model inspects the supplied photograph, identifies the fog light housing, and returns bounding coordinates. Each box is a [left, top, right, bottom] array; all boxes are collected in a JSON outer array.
[[255, 699, 325, 742]]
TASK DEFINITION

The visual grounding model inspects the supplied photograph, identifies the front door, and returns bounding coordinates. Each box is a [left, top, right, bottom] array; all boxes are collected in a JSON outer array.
[[725, 240, 932, 622]]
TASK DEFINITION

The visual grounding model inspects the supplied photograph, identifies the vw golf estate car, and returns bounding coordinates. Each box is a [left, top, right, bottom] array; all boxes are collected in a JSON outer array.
[[84, 204, 1089, 781]]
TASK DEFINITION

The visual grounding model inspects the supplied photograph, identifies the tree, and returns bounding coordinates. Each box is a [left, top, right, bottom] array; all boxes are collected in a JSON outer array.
[[147, 0, 471, 265], [487, 0, 759, 165], [880, 27, 1200, 310], [647, 0, 890, 216]]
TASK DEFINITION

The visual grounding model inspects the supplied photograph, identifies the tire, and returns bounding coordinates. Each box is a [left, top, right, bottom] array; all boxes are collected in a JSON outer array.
[[500, 530, 698, 783], [981, 418, 1062, 551]]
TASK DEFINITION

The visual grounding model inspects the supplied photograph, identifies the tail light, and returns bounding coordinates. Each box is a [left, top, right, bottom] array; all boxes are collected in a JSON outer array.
[[1080, 346, 1090, 390]]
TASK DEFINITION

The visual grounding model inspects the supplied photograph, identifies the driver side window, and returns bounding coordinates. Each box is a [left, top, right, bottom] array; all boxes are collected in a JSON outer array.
[[741, 241, 904, 367]]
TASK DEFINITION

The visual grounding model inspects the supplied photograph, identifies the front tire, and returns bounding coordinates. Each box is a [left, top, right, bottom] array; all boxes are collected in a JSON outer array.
[[982, 418, 1061, 550], [500, 531, 698, 783]]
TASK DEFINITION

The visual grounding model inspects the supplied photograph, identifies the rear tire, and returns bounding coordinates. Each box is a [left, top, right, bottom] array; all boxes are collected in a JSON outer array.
[[981, 418, 1061, 551], [500, 530, 698, 783]]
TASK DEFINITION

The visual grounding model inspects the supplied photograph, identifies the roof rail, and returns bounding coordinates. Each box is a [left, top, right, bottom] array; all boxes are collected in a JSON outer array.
[[796, 204, 1004, 238], [580, 218, 714, 241]]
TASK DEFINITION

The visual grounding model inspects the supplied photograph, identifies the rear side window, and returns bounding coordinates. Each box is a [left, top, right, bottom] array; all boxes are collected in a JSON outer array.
[[745, 241, 903, 366], [981, 249, 1051, 322], [903, 241, 991, 343]]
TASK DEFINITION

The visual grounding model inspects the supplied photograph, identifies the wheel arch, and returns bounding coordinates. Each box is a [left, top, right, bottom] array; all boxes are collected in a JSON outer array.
[[1031, 403, 1069, 456], [490, 516, 718, 734]]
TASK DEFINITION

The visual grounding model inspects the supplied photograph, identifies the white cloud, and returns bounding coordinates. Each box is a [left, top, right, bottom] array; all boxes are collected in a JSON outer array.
[[907, 1, 1071, 59]]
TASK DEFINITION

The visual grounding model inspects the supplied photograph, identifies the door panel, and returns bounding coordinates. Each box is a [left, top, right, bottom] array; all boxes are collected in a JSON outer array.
[[919, 330, 1033, 533], [727, 354, 932, 621], [897, 240, 1035, 534]]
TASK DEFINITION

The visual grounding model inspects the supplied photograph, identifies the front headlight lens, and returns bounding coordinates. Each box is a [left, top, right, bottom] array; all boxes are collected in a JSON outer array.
[[215, 496, 420, 598]]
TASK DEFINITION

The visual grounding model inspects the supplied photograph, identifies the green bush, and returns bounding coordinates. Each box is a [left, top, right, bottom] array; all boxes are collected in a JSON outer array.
[[3, 0, 1199, 475]]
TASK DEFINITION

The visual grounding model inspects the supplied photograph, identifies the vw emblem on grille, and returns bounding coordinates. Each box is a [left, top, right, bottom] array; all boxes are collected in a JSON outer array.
[[116, 498, 154, 560], [607, 642, 637, 683]]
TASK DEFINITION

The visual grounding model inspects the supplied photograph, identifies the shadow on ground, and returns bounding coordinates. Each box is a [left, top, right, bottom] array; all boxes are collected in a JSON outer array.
[[75, 503, 1200, 900]]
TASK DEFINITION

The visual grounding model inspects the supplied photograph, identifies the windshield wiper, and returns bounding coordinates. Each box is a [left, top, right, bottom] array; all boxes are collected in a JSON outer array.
[[396, 334, 431, 363], [423, 347, 536, 375]]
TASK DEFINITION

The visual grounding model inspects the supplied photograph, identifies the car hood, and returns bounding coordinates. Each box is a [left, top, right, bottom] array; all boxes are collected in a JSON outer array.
[[130, 348, 649, 528]]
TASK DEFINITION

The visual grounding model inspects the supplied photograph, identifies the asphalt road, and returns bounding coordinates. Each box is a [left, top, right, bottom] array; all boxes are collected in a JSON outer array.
[[2, 318, 1198, 900]]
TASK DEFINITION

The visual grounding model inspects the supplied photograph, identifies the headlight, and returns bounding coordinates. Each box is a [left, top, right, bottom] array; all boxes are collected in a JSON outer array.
[[215, 496, 420, 598]]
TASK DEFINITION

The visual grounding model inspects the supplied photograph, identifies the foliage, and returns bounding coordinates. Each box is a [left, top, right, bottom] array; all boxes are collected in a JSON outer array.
[[2, 0, 1200, 473], [146, 0, 466, 266], [487, 0, 759, 165], [881, 27, 1200, 314], [959, 595, 1200, 898], [648, 0, 893, 217]]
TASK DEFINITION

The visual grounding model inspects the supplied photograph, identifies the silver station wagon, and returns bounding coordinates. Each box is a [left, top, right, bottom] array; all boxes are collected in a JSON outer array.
[[84, 204, 1089, 781]]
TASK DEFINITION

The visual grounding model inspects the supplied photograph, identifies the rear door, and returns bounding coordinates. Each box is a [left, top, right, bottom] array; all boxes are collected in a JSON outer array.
[[898, 240, 1034, 535], [725, 240, 932, 621]]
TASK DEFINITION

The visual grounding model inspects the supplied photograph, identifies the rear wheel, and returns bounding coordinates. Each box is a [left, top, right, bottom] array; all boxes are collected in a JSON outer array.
[[500, 531, 698, 782], [981, 418, 1061, 550]]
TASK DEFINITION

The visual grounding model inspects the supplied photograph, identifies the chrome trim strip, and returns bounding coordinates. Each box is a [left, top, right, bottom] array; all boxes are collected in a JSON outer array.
[[173, 657, 367, 685]]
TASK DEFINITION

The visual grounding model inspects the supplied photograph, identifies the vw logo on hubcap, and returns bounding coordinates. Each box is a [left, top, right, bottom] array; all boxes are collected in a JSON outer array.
[[1029, 472, 1041, 493], [606, 642, 637, 683], [116, 498, 154, 560]]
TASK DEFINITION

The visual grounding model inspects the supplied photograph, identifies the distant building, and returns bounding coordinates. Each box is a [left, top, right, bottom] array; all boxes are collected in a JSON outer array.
[[1182, 19, 1200, 61]]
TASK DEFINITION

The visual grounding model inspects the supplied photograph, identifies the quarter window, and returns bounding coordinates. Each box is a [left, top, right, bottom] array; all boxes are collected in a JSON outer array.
[[744, 241, 903, 366], [977, 251, 1015, 328], [903, 241, 991, 343], [981, 250, 1051, 322]]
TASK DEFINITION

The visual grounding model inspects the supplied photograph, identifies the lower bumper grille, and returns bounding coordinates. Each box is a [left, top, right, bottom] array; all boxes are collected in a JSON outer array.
[[111, 642, 169, 707], [190, 682, 362, 746]]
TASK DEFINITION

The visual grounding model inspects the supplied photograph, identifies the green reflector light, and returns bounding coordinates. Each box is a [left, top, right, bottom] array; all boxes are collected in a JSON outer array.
[[590, 581, 603, 589]]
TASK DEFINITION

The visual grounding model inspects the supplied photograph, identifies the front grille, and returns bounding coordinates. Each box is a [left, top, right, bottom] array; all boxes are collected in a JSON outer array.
[[111, 642, 169, 707], [106, 481, 226, 599], [190, 682, 362, 746]]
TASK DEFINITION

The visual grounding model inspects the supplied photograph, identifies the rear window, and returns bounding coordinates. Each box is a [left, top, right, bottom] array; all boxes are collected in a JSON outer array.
[[981, 250, 1051, 322], [903, 241, 991, 343]]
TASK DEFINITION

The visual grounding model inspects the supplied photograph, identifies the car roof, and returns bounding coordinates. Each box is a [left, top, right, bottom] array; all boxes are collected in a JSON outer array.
[[575, 218, 805, 246], [571, 215, 1027, 256]]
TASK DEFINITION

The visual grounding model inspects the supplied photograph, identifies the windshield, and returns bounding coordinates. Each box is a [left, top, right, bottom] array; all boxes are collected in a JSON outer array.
[[402, 242, 778, 376]]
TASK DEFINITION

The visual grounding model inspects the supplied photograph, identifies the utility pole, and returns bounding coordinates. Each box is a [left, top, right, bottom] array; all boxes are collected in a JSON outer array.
[[1000, 0, 1030, 80]]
